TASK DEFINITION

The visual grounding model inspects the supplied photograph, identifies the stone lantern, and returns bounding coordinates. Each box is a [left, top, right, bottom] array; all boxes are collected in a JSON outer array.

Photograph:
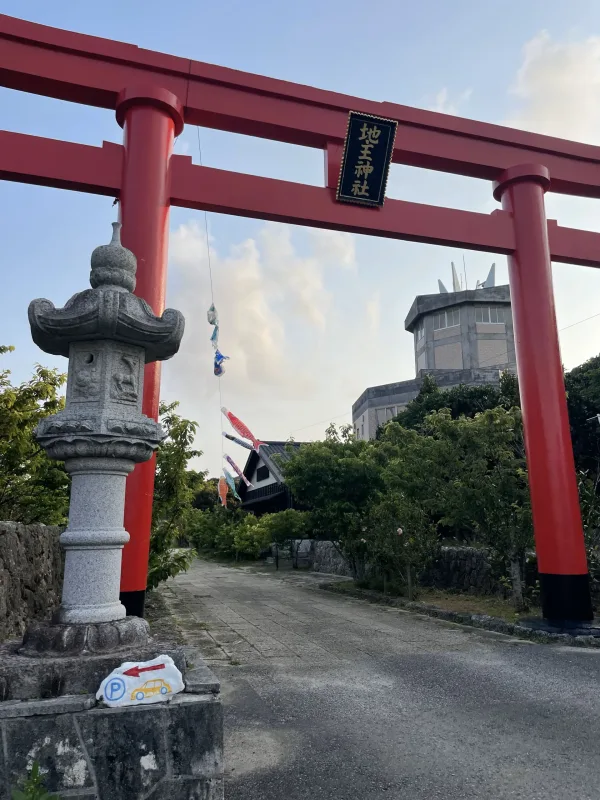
[[25, 223, 184, 649]]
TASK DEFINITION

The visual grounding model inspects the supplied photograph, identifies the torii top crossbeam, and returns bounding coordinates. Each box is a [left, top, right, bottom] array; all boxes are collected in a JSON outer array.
[[1, 14, 598, 625], [2, 13, 600, 266]]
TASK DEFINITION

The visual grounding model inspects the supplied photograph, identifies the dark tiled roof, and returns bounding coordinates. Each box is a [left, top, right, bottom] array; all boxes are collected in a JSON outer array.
[[238, 441, 307, 503], [260, 441, 306, 465]]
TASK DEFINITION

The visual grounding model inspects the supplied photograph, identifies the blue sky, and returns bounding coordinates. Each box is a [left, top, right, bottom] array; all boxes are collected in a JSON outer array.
[[3, 0, 600, 475]]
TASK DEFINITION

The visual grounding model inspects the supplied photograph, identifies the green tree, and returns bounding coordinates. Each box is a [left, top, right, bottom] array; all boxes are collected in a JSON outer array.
[[0, 346, 69, 525], [188, 505, 274, 561], [283, 433, 384, 578], [389, 371, 519, 434], [256, 509, 313, 546], [232, 514, 271, 559], [367, 494, 438, 599], [147, 402, 206, 589], [578, 469, 600, 597], [254, 508, 314, 567], [193, 476, 220, 511], [374, 420, 456, 523], [324, 422, 355, 443], [188, 505, 234, 554], [565, 354, 600, 475], [424, 407, 533, 608]]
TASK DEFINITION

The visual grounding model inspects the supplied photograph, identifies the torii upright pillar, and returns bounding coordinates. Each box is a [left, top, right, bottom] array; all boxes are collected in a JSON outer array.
[[494, 165, 593, 623], [116, 87, 184, 617]]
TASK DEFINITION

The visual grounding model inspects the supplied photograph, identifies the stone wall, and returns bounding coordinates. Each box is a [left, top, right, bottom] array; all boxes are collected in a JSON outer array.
[[0, 522, 63, 642], [311, 541, 500, 594], [0, 691, 224, 799], [420, 546, 498, 594], [311, 541, 353, 577], [0, 644, 224, 800]]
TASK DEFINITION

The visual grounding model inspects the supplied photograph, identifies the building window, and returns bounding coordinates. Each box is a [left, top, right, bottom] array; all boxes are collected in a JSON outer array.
[[361, 424, 364, 438], [415, 321, 425, 341], [433, 308, 460, 330], [256, 465, 270, 482], [476, 306, 505, 324]]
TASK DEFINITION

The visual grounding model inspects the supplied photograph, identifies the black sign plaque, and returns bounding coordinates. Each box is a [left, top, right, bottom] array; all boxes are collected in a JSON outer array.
[[336, 111, 398, 208]]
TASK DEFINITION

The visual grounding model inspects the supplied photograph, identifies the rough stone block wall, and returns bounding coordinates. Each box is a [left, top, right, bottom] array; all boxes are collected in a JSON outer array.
[[0, 522, 63, 642], [311, 542, 353, 577], [312, 541, 500, 594], [420, 546, 499, 594]]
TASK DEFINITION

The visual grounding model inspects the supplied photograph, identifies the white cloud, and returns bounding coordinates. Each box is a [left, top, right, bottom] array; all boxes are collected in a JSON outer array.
[[507, 30, 600, 144], [307, 228, 356, 269], [428, 87, 472, 116], [162, 220, 371, 475], [167, 221, 293, 395], [503, 30, 600, 371], [257, 224, 330, 330], [366, 292, 380, 334]]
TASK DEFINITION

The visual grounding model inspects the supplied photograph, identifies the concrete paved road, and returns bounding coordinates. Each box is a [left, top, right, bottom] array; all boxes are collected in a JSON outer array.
[[165, 560, 600, 799]]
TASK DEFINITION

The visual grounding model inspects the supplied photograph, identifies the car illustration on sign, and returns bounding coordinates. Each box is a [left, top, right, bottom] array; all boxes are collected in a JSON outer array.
[[97, 654, 184, 708], [131, 678, 172, 701]]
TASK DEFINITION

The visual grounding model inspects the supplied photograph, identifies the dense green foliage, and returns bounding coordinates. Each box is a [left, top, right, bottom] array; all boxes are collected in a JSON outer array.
[[6, 342, 600, 602], [285, 409, 532, 603], [564, 354, 600, 475], [147, 402, 207, 589], [284, 422, 442, 596], [0, 347, 69, 525], [390, 371, 520, 432], [281, 361, 600, 606], [190, 506, 267, 559], [188, 507, 312, 561]]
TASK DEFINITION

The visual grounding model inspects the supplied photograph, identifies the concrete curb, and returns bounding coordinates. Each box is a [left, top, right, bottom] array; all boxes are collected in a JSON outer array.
[[319, 583, 600, 647]]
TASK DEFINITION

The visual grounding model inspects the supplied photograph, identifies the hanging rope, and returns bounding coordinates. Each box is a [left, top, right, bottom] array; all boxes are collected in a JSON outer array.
[[196, 126, 225, 459]]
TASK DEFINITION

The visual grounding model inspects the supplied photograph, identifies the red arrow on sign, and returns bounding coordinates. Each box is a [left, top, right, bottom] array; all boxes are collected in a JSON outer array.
[[123, 663, 165, 678]]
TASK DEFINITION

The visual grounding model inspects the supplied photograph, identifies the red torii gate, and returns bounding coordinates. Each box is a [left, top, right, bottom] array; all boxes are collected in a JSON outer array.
[[2, 14, 600, 624]]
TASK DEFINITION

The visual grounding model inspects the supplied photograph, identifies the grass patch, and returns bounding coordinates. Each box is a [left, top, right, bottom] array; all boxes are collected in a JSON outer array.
[[324, 581, 541, 624], [145, 590, 186, 644], [417, 588, 540, 623]]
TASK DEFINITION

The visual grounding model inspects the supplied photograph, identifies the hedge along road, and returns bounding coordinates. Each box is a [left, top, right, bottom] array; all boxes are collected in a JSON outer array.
[[163, 559, 600, 800]]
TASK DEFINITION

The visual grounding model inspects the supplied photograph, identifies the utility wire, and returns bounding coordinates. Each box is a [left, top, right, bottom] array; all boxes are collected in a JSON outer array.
[[289, 411, 352, 436], [475, 309, 600, 369]]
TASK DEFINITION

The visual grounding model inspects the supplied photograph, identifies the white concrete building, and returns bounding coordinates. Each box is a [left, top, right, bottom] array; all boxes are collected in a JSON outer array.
[[352, 264, 517, 440]]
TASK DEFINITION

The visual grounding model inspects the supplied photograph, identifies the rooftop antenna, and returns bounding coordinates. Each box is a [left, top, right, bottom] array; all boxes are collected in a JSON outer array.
[[451, 262, 461, 292], [482, 263, 496, 288], [462, 254, 468, 291]]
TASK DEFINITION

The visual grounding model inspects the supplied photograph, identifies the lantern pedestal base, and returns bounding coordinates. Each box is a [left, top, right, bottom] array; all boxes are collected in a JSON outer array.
[[19, 617, 150, 657]]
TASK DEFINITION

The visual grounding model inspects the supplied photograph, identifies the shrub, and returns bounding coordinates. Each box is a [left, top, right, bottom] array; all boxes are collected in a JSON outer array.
[[11, 762, 60, 800], [367, 495, 439, 599]]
